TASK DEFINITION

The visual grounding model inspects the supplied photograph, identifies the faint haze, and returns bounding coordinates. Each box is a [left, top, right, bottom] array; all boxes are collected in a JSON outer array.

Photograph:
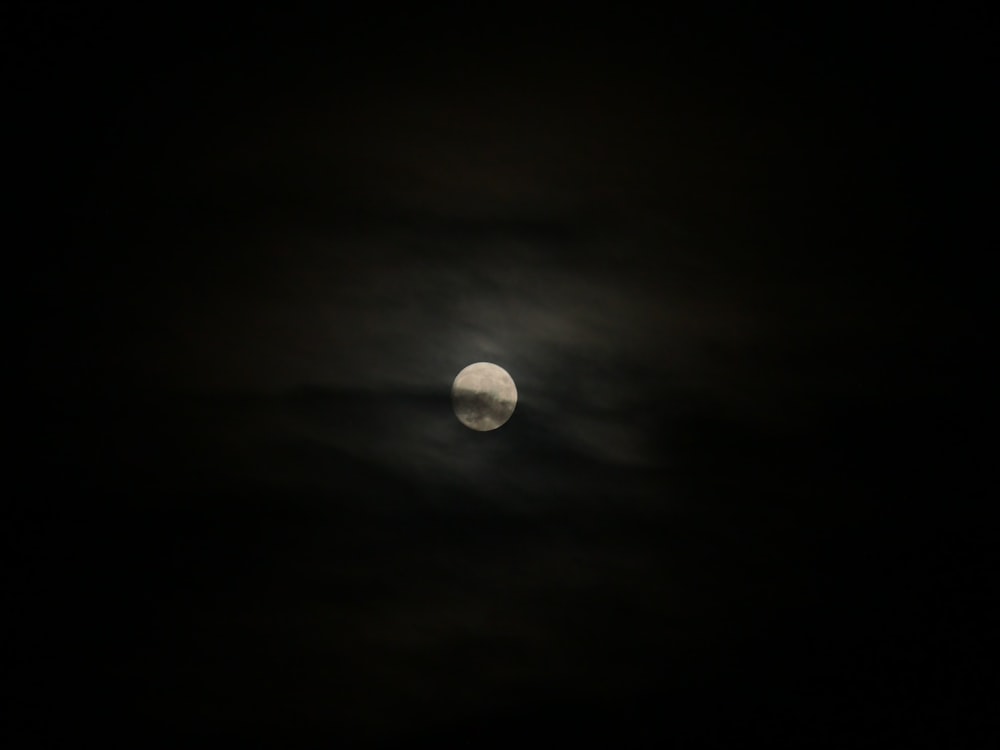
[[9, 8, 976, 745]]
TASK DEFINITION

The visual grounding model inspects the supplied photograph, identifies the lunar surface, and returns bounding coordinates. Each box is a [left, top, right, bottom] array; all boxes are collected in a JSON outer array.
[[451, 362, 518, 431]]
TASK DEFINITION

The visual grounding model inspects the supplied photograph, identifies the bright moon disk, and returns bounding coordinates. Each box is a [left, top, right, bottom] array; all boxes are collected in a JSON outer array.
[[451, 362, 518, 431]]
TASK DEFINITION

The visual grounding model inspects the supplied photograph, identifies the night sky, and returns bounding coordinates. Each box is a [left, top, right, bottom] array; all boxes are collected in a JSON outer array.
[[7, 6, 990, 747]]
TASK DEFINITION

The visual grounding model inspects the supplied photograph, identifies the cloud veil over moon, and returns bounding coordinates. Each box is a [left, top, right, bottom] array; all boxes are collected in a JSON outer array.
[[451, 362, 517, 431], [10, 8, 982, 748]]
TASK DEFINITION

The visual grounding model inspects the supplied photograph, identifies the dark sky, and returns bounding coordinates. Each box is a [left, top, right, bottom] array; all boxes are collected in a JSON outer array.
[[7, 6, 990, 747]]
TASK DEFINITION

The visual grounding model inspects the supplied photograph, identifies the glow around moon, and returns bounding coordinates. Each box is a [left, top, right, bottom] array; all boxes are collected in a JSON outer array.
[[451, 362, 518, 431]]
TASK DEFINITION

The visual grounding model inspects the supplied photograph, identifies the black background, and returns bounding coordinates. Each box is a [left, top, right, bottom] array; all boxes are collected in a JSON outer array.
[[5, 5, 992, 747]]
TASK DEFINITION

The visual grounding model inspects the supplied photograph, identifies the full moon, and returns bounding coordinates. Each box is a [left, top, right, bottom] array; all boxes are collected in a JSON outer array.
[[451, 362, 518, 431]]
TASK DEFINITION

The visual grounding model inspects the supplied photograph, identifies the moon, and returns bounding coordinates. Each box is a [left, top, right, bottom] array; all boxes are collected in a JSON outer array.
[[451, 362, 518, 431]]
